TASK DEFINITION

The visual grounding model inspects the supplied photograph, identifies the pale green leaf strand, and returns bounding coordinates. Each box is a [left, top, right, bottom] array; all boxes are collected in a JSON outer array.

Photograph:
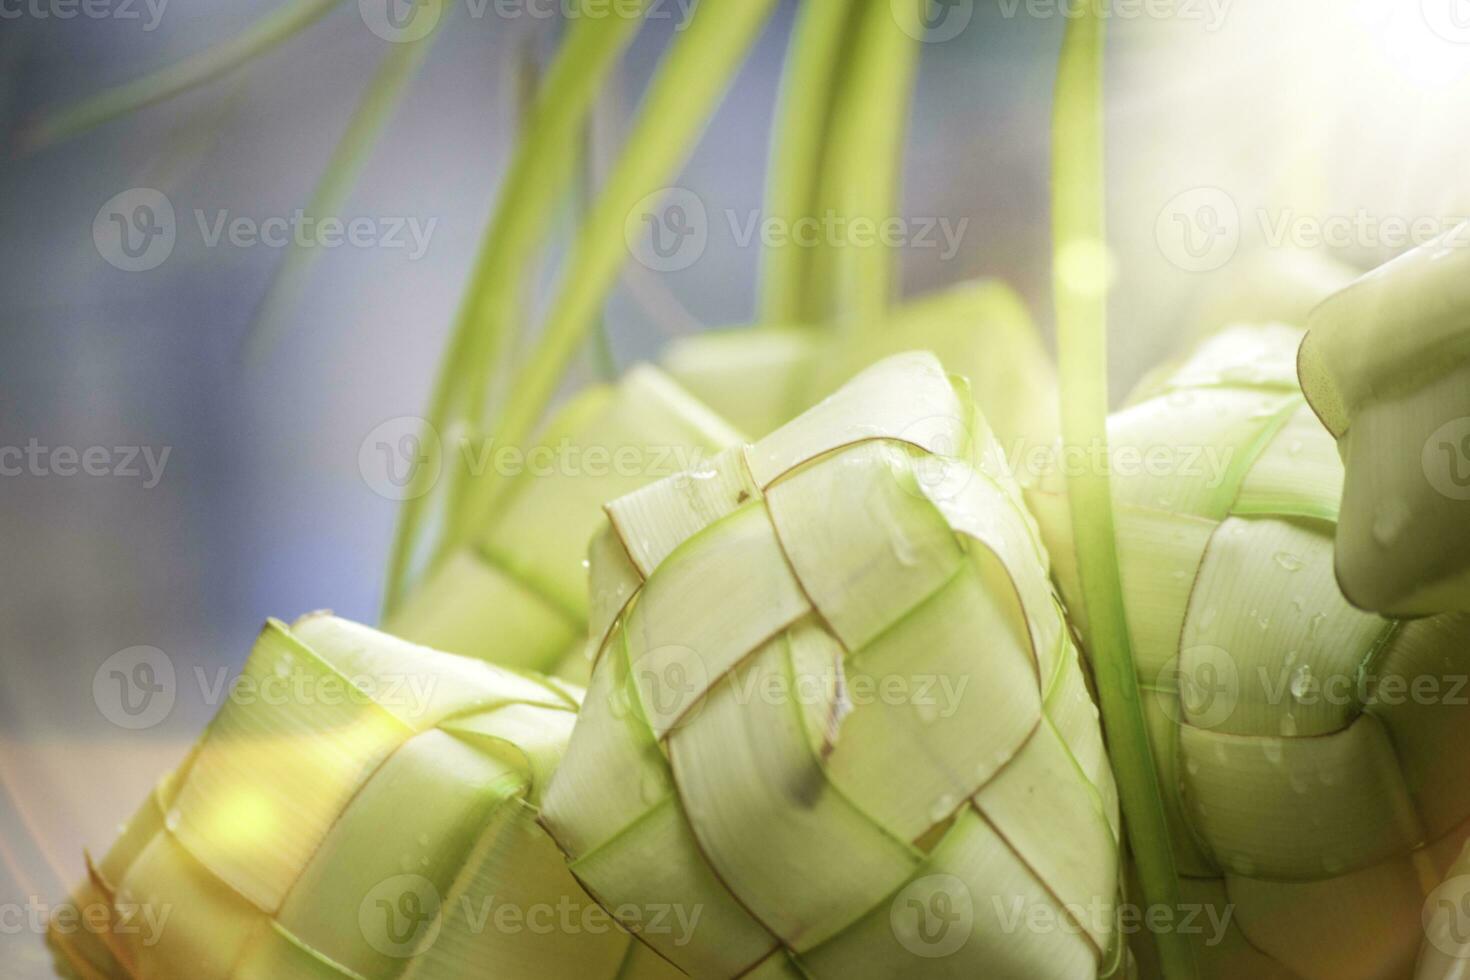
[[807, 0, 921, 328], [244, 16, 447, 364], [457, 0, 783, 544], [384, 9, 649, 612], [1053, 13, 1198, 980], [22, 0, 345, 151], [759, 0, 856, 324]]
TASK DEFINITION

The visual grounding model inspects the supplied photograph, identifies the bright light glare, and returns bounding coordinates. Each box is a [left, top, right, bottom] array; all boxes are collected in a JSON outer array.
[[1357, 0, 1470, 91]]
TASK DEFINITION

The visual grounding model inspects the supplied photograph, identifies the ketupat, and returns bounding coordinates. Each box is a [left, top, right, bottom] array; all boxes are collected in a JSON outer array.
[[663, 279, 1060, 462], [48, 616, 682, 980], [386, 367, 740, 682], [1029, 323, 1470, 979], [542, 352, 1126, 978], [1299, 226, 1470, 617]]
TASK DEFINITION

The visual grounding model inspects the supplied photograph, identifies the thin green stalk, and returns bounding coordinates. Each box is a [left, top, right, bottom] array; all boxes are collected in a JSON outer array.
[[1053, 13, 1198, 980], [759, 0, 856, 324], [384, 8, 650, 612], [244, 16, 446, 363], [21, 0, 344, 151], [455, 0, 782, 545], [805, 0, 921, 328]]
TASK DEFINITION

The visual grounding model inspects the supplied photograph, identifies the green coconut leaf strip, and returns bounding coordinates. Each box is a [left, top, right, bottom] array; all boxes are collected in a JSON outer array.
[[384, 8, 649, 611], [1052, 14, 1197, 979], [21, 0, 345, 151], [760, 0, 857, 324], [455, 0, 782, 543], [805, 0, 921, 327], [244, 18, 447, 363]]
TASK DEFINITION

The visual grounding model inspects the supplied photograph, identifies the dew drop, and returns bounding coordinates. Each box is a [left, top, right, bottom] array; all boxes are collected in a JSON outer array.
[[1185, 759, 1201, 777], [929, 794, 957, 824], [1372, 498, 1411, 548], [1280, 714, 1298, 737], [1287, 440, 1304, 458], [165, 809, 182, 833], [1273, 551, 1305, 573], [1308, 613, 1328, 641], [1290, 665, 1313, 702], [1262, 740, 1283, 765]]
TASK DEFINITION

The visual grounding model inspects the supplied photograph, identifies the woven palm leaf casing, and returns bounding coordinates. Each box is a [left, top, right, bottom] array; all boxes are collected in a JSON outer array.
[[1299, 227, 1470, 617], [49, 617, 679, 980], [542, 352, 1124, 979], [387, 367, 740, 681], [1030, 324, 1470, 980]]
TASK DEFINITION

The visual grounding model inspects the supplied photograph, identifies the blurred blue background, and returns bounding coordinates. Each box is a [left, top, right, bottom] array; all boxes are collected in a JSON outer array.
[[3, 0, 1470, 974]]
